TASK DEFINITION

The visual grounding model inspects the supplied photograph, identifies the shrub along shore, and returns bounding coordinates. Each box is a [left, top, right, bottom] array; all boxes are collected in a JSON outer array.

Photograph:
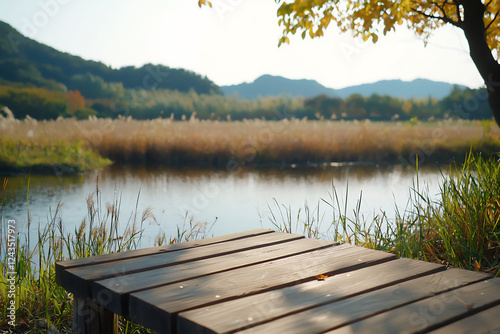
[[0, 152, 499, 332], [1, 117, 500, 173]]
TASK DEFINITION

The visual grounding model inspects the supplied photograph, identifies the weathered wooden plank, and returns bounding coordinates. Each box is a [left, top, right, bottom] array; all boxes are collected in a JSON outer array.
[[326, 277, 500, 334], [235, 268, 490, 334], [177, 258, 446, 334], [428, 303, 500, 334], [93, 237, 335, 314], [60, 231, 303, 298], [129, 245, 396, 334], [72, 297, 118, 334], [56, 229, 273, 285]]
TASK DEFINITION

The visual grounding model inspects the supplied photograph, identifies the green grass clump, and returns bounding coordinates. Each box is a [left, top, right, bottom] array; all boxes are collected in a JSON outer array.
[[423, 153, 500, 274], [0, 139, 111, 174]]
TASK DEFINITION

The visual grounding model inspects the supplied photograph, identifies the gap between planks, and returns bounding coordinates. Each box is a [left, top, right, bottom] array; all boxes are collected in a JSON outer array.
[[129, 245, 396, 334], [93, 237, 336, 315], [177, 258, 447, 334], [58, 230, 304, 298]]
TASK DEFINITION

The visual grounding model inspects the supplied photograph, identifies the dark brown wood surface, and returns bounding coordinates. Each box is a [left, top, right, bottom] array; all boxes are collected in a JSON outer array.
[[55, 229, 500, 334], [428, 303, 500, 334], [57, 229, 273, 270], [177, 258, 446, 334], [72, 297, 118, 334], [57, 229, 301, 298], [94, 237, 334, 314], [326, 276, 500, 334], [235, 268, 491, 334], [129, 244, 395, 333]]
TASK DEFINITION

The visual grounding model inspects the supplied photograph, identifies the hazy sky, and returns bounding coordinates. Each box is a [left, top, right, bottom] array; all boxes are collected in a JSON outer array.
[[0, 0, 486, 89]]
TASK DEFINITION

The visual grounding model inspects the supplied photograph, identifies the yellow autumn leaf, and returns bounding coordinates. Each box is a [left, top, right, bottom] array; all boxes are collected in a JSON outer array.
[[197, 0, 211, 8]]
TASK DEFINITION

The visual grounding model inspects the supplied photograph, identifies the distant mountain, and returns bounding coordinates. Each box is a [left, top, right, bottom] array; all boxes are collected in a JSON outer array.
[[0, 21, 222, 97], [222, 75, 336, 100], [335, 79, 466, 99], [222, 75, 466, 100]]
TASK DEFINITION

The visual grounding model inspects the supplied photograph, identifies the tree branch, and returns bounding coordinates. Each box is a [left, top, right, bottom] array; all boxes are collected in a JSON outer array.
[[451, 0, 463, 23], [485, 9, 500, 33], [434, 1, 447, 19], [435, 1, 464, 25], [410, 7, 463, 28]]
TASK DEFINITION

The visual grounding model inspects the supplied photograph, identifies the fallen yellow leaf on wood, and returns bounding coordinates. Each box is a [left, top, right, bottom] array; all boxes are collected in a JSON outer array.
[[315, 274, 328, 281]]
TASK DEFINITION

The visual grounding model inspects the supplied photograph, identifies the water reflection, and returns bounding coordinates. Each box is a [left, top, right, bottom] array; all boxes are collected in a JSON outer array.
[[1, 163, 443, 248], [101, 162, 440, 183], [1, 173, 88, 218]]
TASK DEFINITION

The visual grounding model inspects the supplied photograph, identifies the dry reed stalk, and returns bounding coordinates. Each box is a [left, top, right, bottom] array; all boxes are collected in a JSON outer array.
[[1, 117, 499, 166]]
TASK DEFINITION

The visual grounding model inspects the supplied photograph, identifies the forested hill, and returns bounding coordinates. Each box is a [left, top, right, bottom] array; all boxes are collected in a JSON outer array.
[[222, 75, 338, 99], [0, 21, 222, 97]]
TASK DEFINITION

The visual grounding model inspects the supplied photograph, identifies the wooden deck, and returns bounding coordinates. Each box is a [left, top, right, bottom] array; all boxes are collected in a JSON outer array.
[[55, 229, 500, 334]]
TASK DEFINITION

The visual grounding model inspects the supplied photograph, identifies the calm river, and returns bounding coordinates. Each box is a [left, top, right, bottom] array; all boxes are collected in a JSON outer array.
[[1, 163, 444, 247]]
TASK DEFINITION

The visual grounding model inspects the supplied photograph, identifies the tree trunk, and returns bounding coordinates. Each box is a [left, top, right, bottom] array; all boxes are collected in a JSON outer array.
[[462, 0, 500, 126]]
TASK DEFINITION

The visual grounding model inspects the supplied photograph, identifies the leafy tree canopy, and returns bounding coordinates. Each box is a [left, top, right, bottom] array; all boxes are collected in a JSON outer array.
[[272, 0, 500, 52]]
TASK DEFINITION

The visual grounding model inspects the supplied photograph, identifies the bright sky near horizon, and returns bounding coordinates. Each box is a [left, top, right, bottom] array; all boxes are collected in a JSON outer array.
[[0, 0, 486, 89]]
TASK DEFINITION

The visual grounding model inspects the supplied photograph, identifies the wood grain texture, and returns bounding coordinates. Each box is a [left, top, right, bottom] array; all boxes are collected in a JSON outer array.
[[327, 277, 500, 334], [428, 303, 500, 334], [56, 229, 273, 287], [93, 237, 335, 314], [237, 269, 491, 334], [72, 297, 117, 334], [129, 245, 396, 333], [177, 258, 446, 334], [55, 230, 500, 334], [60, 231, 302, 298]]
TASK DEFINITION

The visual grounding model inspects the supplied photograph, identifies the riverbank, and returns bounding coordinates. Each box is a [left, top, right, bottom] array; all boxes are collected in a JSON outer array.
[[1, 118, 500, 173], [0, 153, 498, 332], [0, 139, 111, 175]]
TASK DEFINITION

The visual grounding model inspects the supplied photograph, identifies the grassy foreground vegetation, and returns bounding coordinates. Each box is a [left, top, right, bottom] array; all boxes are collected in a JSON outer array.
[[269, 153, 500, 276], [1, 116, 500, 172], [0, 153, 499, 332], [0, 179, 208, 332]]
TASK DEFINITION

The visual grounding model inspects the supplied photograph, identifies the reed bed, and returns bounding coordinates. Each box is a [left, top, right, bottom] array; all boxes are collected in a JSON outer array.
[[1, 116, 499, 170]]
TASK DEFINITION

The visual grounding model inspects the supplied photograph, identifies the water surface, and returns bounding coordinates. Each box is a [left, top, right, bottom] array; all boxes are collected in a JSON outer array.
[[1, 163, 444, 247]]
